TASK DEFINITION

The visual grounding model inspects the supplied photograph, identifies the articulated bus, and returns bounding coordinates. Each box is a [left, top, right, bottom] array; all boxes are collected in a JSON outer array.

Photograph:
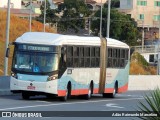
[[10, 32, 130, 101]]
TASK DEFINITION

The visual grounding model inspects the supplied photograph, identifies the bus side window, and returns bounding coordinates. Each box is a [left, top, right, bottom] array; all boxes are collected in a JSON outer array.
[[120, 49, 125, 68], [61, 47, 67, 67], [73, 46, 79, 67], [79, 47, 84, 67], [91, 47, 96, 67], [84, 47, 90, 67], [112, 49, 117, 67], [95, 47, 100, 67], [67, 46, 73, 67], [107, 48, 112, 68]]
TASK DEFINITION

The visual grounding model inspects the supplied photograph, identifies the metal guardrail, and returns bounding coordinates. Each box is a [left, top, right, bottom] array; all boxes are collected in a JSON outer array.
[[131, 45, 160, 53]]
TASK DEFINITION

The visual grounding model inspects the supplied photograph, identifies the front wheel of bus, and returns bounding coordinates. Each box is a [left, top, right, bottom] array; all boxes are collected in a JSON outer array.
[[22, 92, 30, 100], [60, 83, 71, 101]]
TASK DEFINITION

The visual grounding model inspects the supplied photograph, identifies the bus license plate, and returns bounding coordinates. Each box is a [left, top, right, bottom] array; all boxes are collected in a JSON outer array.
[[27, 86, 35, 90]]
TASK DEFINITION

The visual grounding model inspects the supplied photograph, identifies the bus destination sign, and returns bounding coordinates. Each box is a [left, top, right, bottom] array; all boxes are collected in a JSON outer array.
[[27, 46, 49, 51], [18, 44, 55, 52]]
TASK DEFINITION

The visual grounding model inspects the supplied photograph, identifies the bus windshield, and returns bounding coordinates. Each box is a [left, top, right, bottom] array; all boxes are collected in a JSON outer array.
[[12, 51, 59, 73]]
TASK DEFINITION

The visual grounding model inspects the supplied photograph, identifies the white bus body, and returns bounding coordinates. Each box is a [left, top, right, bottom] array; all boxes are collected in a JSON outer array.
[[10, 32, 130, 100]]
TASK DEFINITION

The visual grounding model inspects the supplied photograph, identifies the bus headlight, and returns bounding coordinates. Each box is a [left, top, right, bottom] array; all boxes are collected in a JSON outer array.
[[47, 74, 58, 81], [11, 72, 18, 79]]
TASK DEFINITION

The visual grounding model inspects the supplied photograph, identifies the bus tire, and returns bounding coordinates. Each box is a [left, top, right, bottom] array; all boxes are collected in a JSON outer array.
[[84, 83, 93, 100], [103, 82, 118, 98], [22, 91, 30, 100], [60, 83, 71, 101]]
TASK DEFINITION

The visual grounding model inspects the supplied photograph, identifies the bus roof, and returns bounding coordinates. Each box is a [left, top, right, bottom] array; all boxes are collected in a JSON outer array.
[[15, 32, 129, 48]]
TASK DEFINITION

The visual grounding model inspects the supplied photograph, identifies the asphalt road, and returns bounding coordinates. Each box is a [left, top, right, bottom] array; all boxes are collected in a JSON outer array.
[[0, 90, 153, 120]]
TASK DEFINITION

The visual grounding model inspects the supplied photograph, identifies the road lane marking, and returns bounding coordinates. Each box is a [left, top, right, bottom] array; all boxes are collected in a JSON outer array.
[[0, 97, 145, 111], [105, 103, 124, 109], [117, 94, 143, 97], [101, 109, 119, 111]]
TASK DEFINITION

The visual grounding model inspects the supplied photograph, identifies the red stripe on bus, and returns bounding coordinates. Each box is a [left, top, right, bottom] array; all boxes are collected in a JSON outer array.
[[71, 89, 88, 95], [58, 90, 66, 96], [104, 83, 128, 94], [93, 88, 99, 94], [104, 88, 114, 93], [118, 83, 128, 93], [58, 83, 128, 96]]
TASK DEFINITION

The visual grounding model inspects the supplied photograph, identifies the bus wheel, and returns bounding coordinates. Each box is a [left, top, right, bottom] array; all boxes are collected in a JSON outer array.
[[85, 83, 93, 100], [60, 83, 71, 101], [110, 87, 116, 98], [110, 82, 118, 98], [103, 83, 117, 98], [22, 91, 30, 100]]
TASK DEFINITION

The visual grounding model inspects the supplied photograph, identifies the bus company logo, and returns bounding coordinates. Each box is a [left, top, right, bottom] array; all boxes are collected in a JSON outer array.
[[2, 112, 11, 117], [30, 83, 33, 86]]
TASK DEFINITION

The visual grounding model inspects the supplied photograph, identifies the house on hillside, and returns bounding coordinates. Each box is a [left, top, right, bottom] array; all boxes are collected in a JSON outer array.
[[84, 0, 108, 11], [25, 2, 41, 14], [0, 0, 22, 9], [118, 0, 160, 42], [1, 8, 39, 19]]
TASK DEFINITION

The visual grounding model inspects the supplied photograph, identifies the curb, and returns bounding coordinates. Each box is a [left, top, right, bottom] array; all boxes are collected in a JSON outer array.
[[0, 89, 12, 96]]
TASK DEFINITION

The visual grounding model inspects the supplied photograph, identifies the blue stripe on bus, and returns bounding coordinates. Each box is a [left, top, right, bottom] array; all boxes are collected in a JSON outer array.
[[17, 74, 48, 82]]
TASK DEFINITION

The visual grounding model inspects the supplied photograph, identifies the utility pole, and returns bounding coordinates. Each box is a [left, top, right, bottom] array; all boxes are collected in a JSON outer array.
[[88, 18, 91, 36], [43, 0, 46, 32], [99, 0, 103, 38], [142, 21, 144, 52], [29, 0, 32, 32], [106, 0, 111, 38], [4, 0, 11, 76], [157, 8, 160, 75]]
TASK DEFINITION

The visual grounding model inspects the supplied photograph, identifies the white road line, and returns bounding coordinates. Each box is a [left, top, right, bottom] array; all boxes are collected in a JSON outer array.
[[101, 109, 119, 111], [35, 100, 54, 104], [0, 97, 144, 111], [106, 103, 124, 109]]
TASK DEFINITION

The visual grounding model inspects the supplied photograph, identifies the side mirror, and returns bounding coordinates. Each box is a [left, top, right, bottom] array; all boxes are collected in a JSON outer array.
[[61, 47, 66, 55], [6, 48, 10, 58], [130, 48, 135, 56]]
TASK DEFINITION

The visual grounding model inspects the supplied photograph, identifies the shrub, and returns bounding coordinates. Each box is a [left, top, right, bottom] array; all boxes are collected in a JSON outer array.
[[138, 88, 160, 120]]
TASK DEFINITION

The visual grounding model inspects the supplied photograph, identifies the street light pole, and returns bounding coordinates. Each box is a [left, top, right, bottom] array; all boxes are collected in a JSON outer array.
[[88, 18, 91, 36], [99, 0, 103, 38], [157, 9, 160, 75], [107, 0, 111, 38], [43, 0, 46, 32], [29, 0, 32, 32], [4, 0, 11, 76], [142, 21, 144, 52]]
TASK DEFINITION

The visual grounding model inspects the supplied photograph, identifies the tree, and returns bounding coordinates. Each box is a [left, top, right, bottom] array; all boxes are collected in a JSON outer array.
[[36, 0, 58, 25], [58, 0, 91, 33], [104, 0, 120, 8], [91, 6, 140, 46]]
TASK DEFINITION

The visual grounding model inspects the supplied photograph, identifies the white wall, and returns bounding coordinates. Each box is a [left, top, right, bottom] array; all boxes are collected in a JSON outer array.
[[95, 0, 107, 4], [0, 0, 21, 9], [129, 75, 160, 90]]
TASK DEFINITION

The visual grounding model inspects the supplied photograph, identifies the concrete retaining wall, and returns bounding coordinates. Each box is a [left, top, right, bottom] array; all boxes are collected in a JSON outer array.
[[0, 76, 12, 95], [128, 75, 160, 90], [0, 75, 160, 95]]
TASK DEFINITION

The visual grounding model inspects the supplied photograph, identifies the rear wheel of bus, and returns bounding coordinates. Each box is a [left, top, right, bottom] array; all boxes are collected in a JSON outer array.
[[103, 82, 118, 98], [84, 82, 93, 100]]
